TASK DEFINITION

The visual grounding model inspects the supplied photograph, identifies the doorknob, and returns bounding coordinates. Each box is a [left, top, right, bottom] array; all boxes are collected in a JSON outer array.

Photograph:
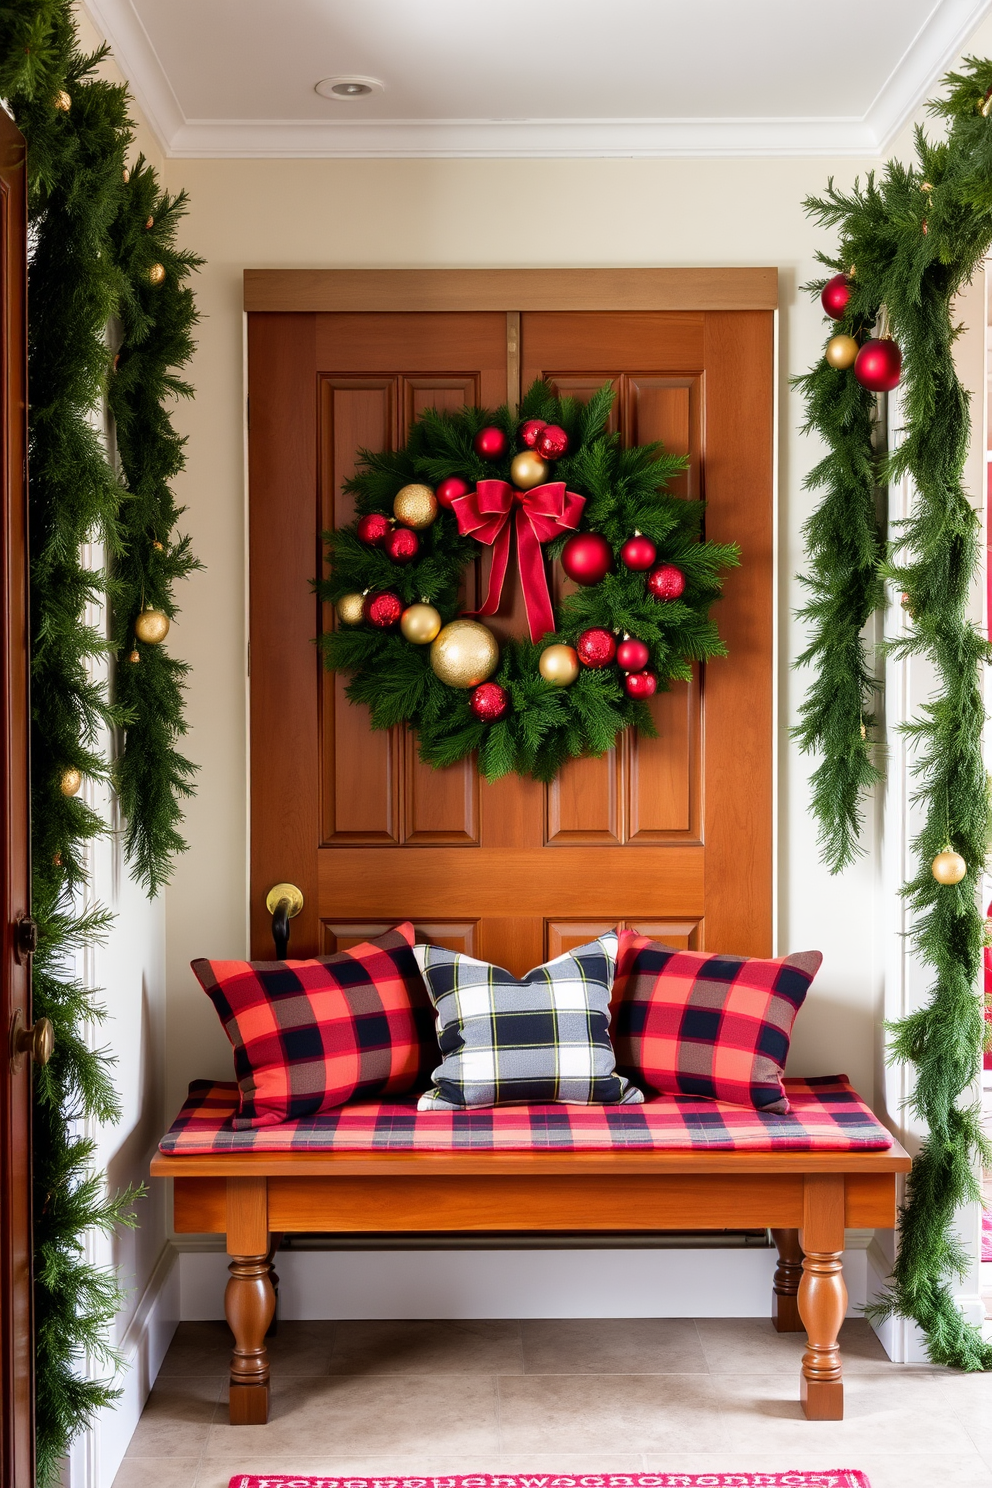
[[265, 883, 303, 959], [10, 1009, 54, 1072]]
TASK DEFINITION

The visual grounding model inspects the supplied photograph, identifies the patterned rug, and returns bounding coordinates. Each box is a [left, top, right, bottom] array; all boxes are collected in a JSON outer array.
[[227, 1473, 871, 1488]]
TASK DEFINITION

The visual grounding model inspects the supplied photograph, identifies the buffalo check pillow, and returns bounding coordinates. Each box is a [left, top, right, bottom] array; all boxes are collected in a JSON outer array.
[[192, 923, 438, 1128], [612, 932, 823, 1114], [414, 932, 643, 1110]]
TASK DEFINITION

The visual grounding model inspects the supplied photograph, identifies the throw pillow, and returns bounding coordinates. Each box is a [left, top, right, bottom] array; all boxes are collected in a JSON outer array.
[[192, 922, 437, 1128], [612, 932, 823, 1114], [414, 932, 643, 1110]]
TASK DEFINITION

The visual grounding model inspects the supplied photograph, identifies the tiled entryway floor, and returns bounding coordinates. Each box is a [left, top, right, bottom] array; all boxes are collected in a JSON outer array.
[[111, 1317, 992, 1488]]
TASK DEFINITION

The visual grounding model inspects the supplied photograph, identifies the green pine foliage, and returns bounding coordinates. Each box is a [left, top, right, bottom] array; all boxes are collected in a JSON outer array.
[[318, 381, 739, 782], [797, 59, 992, 1368]]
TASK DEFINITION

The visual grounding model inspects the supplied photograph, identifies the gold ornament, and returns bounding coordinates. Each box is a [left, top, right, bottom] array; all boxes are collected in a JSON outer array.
[[148, 262, 166, 286], [393, 483, 437, 529], [401, 602, 442, 645], [152, 540, 164, 551], [128, 649, 140, 664], [60, 768, 82, 797], [510, 450, 550, 490], [430, 619, 499, 688], [825, 334, 859, 370], [134, 606, 170, 644], [122, 167, 131, 184], [860, 721, 867, 741], [55, 89, 71, 112], [145, 215, 154, 230], [336, 591, 367, 626], [932, 847, 967, 885], [539, 643, 580, 687]]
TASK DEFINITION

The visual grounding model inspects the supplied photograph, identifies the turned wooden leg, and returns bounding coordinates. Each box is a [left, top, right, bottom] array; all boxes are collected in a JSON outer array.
[[225, 1177, 274, 1425], [798, 1174, 846, 1420], [771, 1228, 805, 1332]]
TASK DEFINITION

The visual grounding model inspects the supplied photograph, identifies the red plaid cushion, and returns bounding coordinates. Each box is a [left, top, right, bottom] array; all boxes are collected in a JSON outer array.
[[612, 932, 822, 1114], [191, 923, 438, 1128]]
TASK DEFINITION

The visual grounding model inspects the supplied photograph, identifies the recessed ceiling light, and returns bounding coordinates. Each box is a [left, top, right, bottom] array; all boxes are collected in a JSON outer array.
[[315, 76, 383, 101]]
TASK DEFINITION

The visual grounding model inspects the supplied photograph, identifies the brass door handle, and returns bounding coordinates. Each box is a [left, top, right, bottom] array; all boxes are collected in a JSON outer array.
[[265, 883, 303, 959], [10, 1009, 54, 1072]]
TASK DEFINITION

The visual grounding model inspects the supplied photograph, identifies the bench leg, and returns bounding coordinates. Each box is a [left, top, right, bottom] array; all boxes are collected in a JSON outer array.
[[226, 1253, 276, 1423], [798, 1174, 846, 1420], [771, 1227, 804, 1331]]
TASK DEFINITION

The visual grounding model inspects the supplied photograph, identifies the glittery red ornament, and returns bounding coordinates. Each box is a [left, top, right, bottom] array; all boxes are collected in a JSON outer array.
[[357, 512, 391, 545], [519, 418, 547, 449], [474, 425, 509, 460], [364, 591, 403, 629], [820, 273, 851, 320], [624, 670, 658, 698], [647, 564, 686, 601], [536, 423, 569, 460], [616, 637, 650, 672], [854, 338, 901, 393], [577, 627, 617, 669], [384, 526, 419, 563], [469, 681, 509, 721], [436, 475, 471, 509], [561, 532, 613, 586], [620, 534, 657, 571]]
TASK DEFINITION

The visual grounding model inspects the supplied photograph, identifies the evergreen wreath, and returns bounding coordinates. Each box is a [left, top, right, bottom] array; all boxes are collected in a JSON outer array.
[[795, 58, 992, 1369], [320, 380, 739, 781]]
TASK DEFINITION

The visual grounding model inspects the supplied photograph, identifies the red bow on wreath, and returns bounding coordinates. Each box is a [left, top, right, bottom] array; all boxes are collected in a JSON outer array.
[[451, 479, 586, 642]]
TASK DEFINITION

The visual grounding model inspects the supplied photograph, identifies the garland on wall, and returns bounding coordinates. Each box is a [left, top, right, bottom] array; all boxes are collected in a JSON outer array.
[[795, 58, 992, 1369], [0, 3, 201, 1481], [320, 380, 739, 780]]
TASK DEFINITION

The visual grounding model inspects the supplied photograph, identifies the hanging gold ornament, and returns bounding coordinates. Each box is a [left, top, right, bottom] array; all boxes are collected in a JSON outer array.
[[825, 334, 859, 370], [510, 450, 550, 490], [134, 606, 170, 644], [931, 847, 967, 885], [122, 167, 131, 184], [335, 591, 367, 626], [860, 721, 867, 741], [128, 649, 141, 664], [539, 643, 580, 687], [430, 619, 499, 688], [152, 540, 164, 551], [55, 89, 71, 112], [401, 602, 442, 645], [60, 768, 82, 797], [145, 215, 154, 230], [393, 483, 438, 529], [148, 262, 166, 286]]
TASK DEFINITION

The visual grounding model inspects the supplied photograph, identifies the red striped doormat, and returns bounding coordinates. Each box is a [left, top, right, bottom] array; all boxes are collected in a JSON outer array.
[[228, 1474, 870, 1488]]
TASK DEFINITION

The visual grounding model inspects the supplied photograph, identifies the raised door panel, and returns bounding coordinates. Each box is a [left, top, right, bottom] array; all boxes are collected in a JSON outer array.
[[546, 751, 621, 845], [322, 921, 479, 956], [402, 731, 479, 846], [625, 672, 700, 843]]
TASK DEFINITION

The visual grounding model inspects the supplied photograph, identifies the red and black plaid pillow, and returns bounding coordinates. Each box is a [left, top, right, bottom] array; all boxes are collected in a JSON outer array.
[[192, 923, 438, 1128], [612, 932, 822, 1113]]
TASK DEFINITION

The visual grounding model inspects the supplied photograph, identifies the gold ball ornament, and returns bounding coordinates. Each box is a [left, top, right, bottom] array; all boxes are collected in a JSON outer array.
[[932, 848, 967, 885], [134, 607, 170, 645], [148, 262, 166, 286], [335, 591, 367, 626], [152, 540, 164, 551], [539, 643, 580, 687], [429, 619, 499, 688], [128, 649, 141, 664], [400, 603, 442, 645], [122, 167, 131, 184], [55, 89, 71, 112], [509, 450, 550, 490], [393, 483, 438, 529], [60, 768, 82, 797], [825, 334, 859, 370]]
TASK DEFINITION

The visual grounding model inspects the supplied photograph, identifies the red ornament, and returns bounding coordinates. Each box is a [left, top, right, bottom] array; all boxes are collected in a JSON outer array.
[[616, 637, 650, 672], [620, 534, 657, 571], [820, 273, 851, 320], [577, 627, 617, 669], [647, 564, 686, 601], [469, 681, 509, 721], [364, 591, 403, 629], [519, 418, 547, 449], [561, 532, 613, 586], [625, 670, 658, 698], [536, 424, 569, 460], [384, 526, 419, 563], [436, 475, 471, 510], [854, 338, 902, 393], [474, 425, 509, 460], [357, 512, 391, 546]]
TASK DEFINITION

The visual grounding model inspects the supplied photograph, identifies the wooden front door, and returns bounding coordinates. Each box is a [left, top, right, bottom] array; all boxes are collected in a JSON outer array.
[[248, 272, 773, 973]]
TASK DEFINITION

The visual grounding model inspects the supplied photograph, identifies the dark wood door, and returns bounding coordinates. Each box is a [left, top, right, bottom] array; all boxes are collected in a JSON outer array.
[[0, 108, 33, 1487], [248, 290, 772, 973]]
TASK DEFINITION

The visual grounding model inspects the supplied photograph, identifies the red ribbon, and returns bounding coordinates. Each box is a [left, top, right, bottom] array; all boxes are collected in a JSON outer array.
[[451, 480, 586, 642]]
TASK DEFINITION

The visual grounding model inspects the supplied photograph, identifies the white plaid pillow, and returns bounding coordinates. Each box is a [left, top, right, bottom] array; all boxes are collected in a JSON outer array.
[[414, 932, 643, 1110]]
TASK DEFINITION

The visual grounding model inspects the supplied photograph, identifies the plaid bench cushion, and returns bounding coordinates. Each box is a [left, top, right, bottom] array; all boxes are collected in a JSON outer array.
[[159, 1074, 892, 1154]]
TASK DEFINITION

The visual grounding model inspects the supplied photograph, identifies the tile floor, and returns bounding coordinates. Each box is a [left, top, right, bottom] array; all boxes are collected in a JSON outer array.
[[112, 1317, 992, 1488]]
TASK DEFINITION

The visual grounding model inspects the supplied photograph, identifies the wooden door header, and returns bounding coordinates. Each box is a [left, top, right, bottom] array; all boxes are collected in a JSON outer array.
[[244, 267, 778, 314]]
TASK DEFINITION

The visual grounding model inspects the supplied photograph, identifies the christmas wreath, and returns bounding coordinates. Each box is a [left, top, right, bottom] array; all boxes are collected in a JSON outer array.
[[319, 380, 739, 782]]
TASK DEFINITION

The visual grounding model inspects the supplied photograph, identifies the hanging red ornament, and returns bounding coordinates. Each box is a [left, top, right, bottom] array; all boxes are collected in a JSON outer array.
[[620, 534, 657, 571], [616, 636, 650, 672], [647, 564, 686, 601], [436, 475, 471, 510], [625, 670, 658, 698], [364, 592, 403, 629], [474, 426, 509, 460], [576, 627, 617, 669], [357, 512, 391, 546], [384, 526, 419, 563], [820, 273, 851, 320], [854, 338, 902, 393], [536, 424, 569, 460], [561, 532, 613, 586], [519, 418, 547, 449], [469, 681, 509, 721]]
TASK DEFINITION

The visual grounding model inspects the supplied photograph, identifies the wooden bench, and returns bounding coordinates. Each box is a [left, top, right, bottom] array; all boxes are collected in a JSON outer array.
[[151, 1137, 910, 1425]]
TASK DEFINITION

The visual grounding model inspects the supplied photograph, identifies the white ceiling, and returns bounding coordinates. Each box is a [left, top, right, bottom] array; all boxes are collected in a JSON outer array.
[[85, 0, 992, 158]]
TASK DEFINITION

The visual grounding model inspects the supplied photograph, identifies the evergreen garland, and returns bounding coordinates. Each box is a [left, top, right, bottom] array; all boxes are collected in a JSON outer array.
[[796, 59, 992, 1368]]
